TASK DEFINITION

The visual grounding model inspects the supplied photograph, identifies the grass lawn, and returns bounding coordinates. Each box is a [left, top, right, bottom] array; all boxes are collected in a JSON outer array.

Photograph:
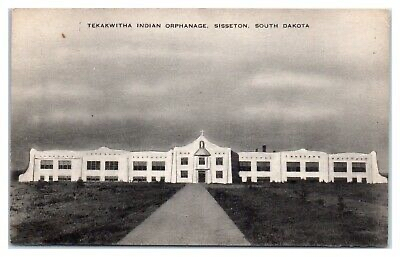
[[9, 181, 183, 245], [207, 182, 388, 247]]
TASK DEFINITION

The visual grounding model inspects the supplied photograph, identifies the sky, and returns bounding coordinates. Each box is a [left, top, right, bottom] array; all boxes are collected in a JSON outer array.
[[11, 9, 390, 174]]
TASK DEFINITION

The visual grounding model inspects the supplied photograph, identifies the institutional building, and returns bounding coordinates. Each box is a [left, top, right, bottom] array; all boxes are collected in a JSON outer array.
[[18, 132, 388, 184]]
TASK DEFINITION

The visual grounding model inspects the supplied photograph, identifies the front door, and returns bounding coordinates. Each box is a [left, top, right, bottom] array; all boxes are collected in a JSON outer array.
[[198, 170, 206, 183]]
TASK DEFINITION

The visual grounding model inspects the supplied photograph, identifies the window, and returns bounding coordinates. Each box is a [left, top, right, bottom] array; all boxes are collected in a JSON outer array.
[[39, 175, 45, 181], [181, 157, 188, 165], [152, 161, 165, 171], [58, 175, 71, 181], [151, 177, 157, 182], [87, 161, 100, 170], [334, 162, 347, 172], [216, 171, 223, 179], [287, 162, 300, 172], [239, 161, 251, 171], [58, 160, 71, 169], [105, 176, 118, 182], [49, 176, 53, 182], [257, 161, 270, 171], [133, 161, 147, 170], [334, 178, 348, 183], [352, 162, 366, 172], [181, 170, 188, 178], [306, 162, 319, 172], [199, 157, 205, 165], [257, 177, 270, 183], [105, 161, 119, 170], [132, 176, 146, 182], [216, 157, 223, 165], [86, 176, 100, 182], [40, 160, 53, 169]]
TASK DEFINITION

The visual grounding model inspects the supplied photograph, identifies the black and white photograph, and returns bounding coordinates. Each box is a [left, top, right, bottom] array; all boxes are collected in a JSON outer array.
[[9, 8, 390, 247]]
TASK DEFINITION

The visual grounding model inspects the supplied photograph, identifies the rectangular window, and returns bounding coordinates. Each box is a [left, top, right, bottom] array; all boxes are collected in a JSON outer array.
[[216, 157, 223, 165], [306, 162, 319, 172], [58, 175, 71, 181], [39, 175, 45, 181], [87, 161, 100, 170], [49, 176, 53, 182], [216, 170, 223, 178], [132, 176, 147, 182], [152, 161, 165, 171], [86, 176, 100, 182], [257, 177, 271, 183], [181, 170, 188, 178], [287, 162, 300, 172], [133, 161, 147, 171], [181, 157, 188, 165], [257, 161, 270, 171], [105, 161, 119, 170], [40, 160, 53, 169], [352, 162, 366, 172], [105, 176, 118, 182], [58, 160, 71, 169], [334, 162, 347, 172], [334, 178, 348, 183], [239, 161, 252, 171], [151, 177, 157, 182], [199, 157, 205, 165]]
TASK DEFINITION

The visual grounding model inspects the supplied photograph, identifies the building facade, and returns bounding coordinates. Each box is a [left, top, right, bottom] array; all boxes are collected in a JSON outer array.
[[18, 133, 388, 184]]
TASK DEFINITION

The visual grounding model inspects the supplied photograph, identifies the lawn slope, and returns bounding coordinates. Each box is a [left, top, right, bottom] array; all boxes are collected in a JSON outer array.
[[10, 182, 183, 245], [208, 182, 387, 247]]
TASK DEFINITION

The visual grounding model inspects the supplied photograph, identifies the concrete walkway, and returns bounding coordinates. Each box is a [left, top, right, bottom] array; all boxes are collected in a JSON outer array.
[[118, 184, 250, 246]]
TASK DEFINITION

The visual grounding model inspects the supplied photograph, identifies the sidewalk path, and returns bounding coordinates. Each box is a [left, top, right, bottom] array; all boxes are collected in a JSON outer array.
[[118, 184, 250, 246]]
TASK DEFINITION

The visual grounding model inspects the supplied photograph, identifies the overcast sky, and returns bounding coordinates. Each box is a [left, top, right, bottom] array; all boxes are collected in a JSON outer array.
[[11, 9, 390, 173]]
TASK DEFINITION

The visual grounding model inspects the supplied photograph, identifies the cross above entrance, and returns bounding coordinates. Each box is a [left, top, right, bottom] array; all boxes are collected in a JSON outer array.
[[200, 130, 204, 136]]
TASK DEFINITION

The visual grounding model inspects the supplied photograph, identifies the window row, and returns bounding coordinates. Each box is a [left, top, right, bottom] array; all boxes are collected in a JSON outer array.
[[180, 157, 224, 165], [40, 160, 169, 171], [179, 170, 224, 179], [40, 160, 72, 170], [238, 161, 367, 173], [334, 162, 366, 173], [86, 176, 119, 181], [239, 161, 270, 171], [40, 160, 121, 170], [87, 161, 119, 170], [38, 175, 119, 181], [39, 175, 71, 181], [287, 162, 367, 172], [131, 176, 165, 182], [286, 162, 366, 172], [87, 161, 167, 171], [286, 162, 319, 172], [132, 161, 166, 171]]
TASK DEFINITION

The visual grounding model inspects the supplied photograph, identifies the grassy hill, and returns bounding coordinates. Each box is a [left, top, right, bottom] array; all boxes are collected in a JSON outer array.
[[208, 181, 388, 247], [9, 181, 183, 245]]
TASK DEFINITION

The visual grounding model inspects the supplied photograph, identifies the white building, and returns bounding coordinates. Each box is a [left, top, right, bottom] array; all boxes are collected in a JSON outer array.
[[18, 132, 387, 184]]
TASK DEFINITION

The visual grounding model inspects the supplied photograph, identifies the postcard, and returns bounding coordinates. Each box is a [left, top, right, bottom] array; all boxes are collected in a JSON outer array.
[[10, 9, 389, 247]]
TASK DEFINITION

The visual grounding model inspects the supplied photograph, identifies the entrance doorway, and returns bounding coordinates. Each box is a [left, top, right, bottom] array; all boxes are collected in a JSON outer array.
[[198, 170, 206, 183]]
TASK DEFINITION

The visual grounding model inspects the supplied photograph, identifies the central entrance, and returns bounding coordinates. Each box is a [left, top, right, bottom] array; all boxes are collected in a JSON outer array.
[[198, 170, 206, 183]]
